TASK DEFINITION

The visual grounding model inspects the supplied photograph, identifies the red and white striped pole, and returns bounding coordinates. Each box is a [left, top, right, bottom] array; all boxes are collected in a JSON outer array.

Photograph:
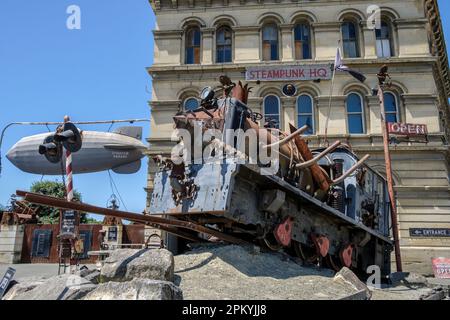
[[63, 116, 74, 202]]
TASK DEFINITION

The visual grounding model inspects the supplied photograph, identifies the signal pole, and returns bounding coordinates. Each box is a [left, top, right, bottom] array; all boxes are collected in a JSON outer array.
[[377, 66, 403, 272]]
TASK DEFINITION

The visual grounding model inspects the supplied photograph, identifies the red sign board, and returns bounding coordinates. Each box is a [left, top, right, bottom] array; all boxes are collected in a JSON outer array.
[[388, 123, 428, 136], [432, 257, 450, 279], [245, 64, 332, 81]]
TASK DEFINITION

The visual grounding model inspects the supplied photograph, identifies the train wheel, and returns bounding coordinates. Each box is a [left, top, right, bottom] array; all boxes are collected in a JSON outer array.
[[326, 254, 343, 272], [292, 241, 318, 264]]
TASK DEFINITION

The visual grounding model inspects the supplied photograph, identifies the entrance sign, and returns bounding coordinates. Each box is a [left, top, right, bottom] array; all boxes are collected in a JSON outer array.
[[388, 123, 428, 137], [410, 228, 450, 238], [246, 64, 332, 81]]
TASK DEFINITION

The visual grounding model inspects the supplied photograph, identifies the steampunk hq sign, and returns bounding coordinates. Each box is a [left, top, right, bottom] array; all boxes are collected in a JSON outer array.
[[245, 64, 332, 82]]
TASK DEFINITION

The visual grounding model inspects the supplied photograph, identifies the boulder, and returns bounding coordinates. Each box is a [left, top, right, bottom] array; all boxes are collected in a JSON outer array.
[[2, 277, 46, 300], [333, 267, 372, 300], [83, 279, 183, 300], [100, 249, 174, 283], [4, 274, 96, 300]]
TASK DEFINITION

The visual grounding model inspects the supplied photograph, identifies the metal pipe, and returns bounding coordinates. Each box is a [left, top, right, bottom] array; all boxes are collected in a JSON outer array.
[[16, 190, 248, 245], [295, 141, 341, 169], [378, 84, 403, 272], [331, 154, 371, 186], [263, 125, 309, 149]]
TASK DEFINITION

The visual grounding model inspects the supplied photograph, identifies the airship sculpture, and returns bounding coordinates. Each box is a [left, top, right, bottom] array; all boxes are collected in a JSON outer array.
[[6, 126, 147, 175]]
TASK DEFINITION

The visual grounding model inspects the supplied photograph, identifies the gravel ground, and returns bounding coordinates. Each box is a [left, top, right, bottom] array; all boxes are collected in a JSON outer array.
[[370, 286, 434, 300], [174, 244, 364, 300]]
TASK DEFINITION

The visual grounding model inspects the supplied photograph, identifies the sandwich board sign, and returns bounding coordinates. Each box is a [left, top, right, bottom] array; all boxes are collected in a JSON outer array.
[[0, 267, 16, 298]]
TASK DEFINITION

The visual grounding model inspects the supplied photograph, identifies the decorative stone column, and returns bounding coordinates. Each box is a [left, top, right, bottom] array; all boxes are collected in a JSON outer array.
[[201, 27, 214, 65], [362, 23, 377, 59], [0, 224, 24, 264], [281, 96, 296, 132], [280, 24, 294, 62]]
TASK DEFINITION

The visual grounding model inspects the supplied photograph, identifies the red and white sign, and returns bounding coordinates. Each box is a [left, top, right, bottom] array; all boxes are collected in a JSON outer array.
[[245, 64, 332, 82], [388, 122, 428, 136], [432, 257, 450, 279]]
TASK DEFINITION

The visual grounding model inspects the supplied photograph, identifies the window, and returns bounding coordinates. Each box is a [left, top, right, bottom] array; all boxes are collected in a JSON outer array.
[[216, 26, 232, 63], [346, 93, 365, 134], [297, 95, 314, 135], [264, 95, 280, 129], [262, 24, 279, 61], [384, 92, 398, 123], [376, 21, 393, 58], [184, 98, 199, 111], [294, 23, 312, 60], [342, 21, 360, 58], [185, 27, 201, 64]]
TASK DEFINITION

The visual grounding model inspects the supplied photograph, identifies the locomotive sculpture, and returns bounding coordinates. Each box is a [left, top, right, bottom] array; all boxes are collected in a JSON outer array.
[[150, 76, 393, 276]]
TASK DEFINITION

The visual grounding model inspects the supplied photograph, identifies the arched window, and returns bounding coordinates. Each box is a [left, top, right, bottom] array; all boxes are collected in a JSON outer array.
[[184, 98, 199, 111], [185, 26, 201, 64], [346, 93, 365, 134], [216, 26, 232, 63], [264, 95, 280, 129], [376, 21, 393, 58], [294, 23, 311, 60], [342, 21, 360, 58], [297, 95, 314, 135], [262, 24, 279, 61], [384, 92, 398, 123]]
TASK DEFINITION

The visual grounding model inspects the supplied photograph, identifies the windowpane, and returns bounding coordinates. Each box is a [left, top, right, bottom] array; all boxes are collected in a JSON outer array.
[[297, 95, 314, 135], [185, 27, 201, 64], [347, 94, 362, 113], [185, 98, 199, 111], [348, 114, 364, 134], [262, 24, 279, 61], [376, 22, 393, 57], [347, 93, 364, 134], [217, 27, 232, 63], [342, 21, 359, 58], [264, 96, 279, 115], [294, 24, 311, 59], [386, 113, 397, 123], [384, 93, 397, 112], [264, 95, 280, 129]]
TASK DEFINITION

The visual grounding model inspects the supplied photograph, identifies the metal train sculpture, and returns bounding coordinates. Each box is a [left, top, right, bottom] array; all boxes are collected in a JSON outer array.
[[149, 76, 393, 276]]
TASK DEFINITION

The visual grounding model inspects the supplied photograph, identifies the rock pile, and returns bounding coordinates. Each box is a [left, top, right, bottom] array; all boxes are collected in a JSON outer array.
[[3, 248, 182, 301]]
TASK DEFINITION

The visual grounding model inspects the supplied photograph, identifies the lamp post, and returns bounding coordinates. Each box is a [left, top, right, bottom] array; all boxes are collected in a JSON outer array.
[[377, 66, 403, 272]]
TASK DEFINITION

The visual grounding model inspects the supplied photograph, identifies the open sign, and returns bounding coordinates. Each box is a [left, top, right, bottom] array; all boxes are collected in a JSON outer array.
[[388, 123, 428, 136]]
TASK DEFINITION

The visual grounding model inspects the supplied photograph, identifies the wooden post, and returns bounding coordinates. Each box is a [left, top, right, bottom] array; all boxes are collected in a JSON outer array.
[[378, 85, 403, 272]]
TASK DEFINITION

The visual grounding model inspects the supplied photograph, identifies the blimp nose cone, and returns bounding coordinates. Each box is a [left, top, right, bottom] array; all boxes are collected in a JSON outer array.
[[6, 143, 18, 164]]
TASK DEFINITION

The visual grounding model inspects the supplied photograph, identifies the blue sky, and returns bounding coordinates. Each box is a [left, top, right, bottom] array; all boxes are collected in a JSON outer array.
[[0, 1, 449, 217]]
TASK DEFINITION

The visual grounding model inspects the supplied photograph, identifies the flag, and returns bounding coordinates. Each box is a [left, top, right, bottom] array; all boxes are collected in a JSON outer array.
[[334, 47, 366, 83]]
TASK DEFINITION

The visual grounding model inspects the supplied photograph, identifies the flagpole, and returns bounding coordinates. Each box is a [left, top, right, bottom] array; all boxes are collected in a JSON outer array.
[[323, 41, 340, 147], [323, 67, 336, 147]]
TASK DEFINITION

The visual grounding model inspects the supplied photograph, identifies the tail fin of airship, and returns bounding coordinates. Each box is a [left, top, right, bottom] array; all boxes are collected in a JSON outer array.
[[114, 127, 143, 140], [112, 159, 141, 174]]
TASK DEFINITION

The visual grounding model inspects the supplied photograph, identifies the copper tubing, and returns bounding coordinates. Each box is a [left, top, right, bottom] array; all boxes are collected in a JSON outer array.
[[295, 141, 341, 170], [262, 125, 309, 150]]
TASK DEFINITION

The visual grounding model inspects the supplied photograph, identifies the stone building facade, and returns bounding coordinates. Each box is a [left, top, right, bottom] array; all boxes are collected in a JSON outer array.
[[147, 0, 450, 274]]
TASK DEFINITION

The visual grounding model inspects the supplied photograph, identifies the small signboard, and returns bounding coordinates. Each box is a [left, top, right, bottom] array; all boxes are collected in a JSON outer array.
[[410, 228, 450, 238], [0, 267, 16, 299], [108, 226, 118, 241], [432, 257, 450, 279], [60, 210, 78, 239], [245, 64, 332, 82], [388, 123, 428, 137]]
